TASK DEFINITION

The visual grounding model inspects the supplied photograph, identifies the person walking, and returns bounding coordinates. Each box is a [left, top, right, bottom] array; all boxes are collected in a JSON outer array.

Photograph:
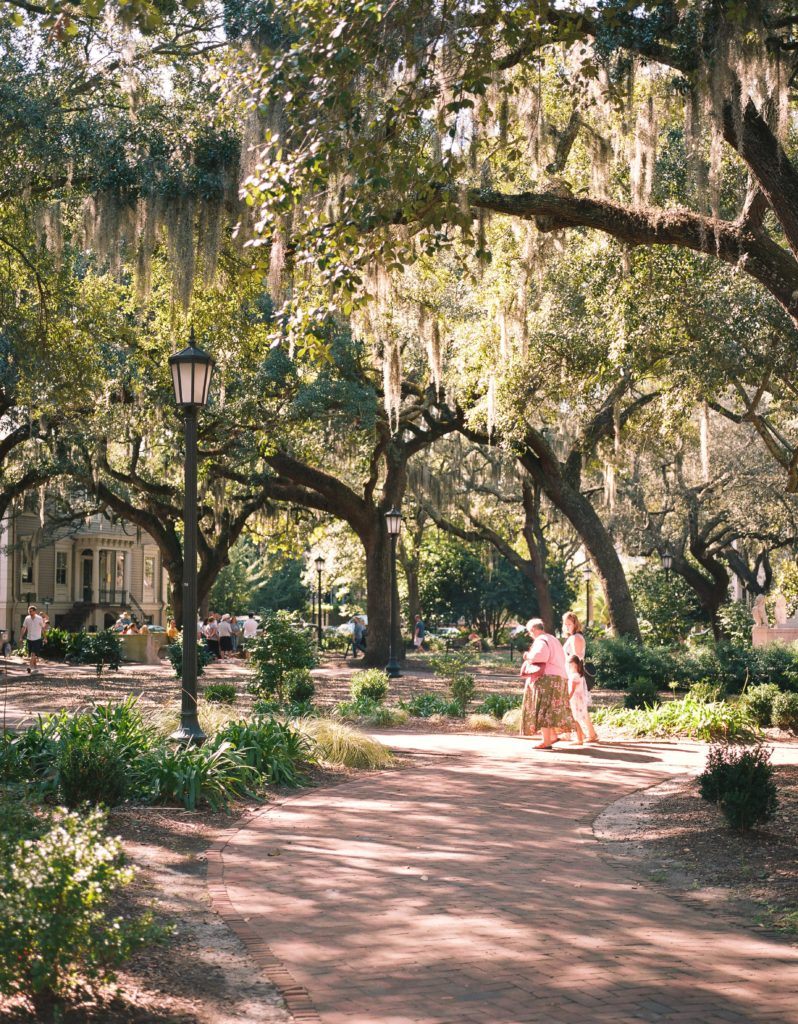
[[519, 618, 572, 749], [562, 612, 598, 742], [217, 614, 233, 659], [413, 614, 426, 652], [351, 617, 367, 658], [230, 615, 241, 654], [21, 604, 46, 675], [242, 613, 259, 640]]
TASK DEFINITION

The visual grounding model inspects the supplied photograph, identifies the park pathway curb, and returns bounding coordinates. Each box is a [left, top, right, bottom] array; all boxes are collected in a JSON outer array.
[[207, 734, 798, 1024]]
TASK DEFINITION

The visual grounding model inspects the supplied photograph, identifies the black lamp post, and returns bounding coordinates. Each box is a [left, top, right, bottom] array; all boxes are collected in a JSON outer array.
[[661, 548, 673, 581], [314, 554, 325, 647], [168, 329, 214, 745], [385, 506, 403, 679], [583, 562, 593, 629]]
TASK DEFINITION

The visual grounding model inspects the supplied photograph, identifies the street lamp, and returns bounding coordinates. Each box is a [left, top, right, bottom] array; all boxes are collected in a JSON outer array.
[[583, 562, 593, 629], [661, 548, 673, 581], [168, 329, 215, 745], [385, 507, 403, 679], [314, 554, 325, 647]]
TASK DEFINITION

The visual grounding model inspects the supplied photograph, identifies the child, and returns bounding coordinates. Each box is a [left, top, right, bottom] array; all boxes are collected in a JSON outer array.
[[567, 655, 596, 745]]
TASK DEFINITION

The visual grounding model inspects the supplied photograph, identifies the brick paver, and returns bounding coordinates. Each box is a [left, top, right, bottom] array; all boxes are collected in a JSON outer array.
[[212, 734, 798, 1024]]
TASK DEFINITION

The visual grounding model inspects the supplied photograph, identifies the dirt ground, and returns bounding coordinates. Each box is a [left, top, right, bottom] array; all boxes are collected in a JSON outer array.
[[595, 763, 798, 943]]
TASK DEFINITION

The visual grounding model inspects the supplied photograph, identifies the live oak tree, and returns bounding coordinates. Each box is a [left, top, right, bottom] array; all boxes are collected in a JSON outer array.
[[235, 1, 798, 487]]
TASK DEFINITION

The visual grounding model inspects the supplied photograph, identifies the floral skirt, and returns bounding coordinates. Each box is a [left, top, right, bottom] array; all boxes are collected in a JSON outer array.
[[520, 674, 574, 735]]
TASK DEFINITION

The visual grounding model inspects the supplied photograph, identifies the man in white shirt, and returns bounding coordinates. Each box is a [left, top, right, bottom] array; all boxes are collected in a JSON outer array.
[[21, 604, 46, 674], [242, 613, 258, 640]]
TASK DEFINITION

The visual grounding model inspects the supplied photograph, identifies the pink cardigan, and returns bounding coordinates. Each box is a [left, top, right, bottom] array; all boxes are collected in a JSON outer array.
[[521, 632, 567, 681]]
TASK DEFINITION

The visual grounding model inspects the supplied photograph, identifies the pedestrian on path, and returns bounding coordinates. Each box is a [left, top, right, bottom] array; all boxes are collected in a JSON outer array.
[[413, 614, 426, 652], [520, 617, 572, 749], [567, 655, 593, 745], [562, 611, 598, 742], [20, 604, 46, 675]]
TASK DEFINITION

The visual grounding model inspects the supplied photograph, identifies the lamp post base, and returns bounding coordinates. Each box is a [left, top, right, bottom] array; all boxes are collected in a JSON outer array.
[[170, 716, 207, 746], [385, 658, 402, 679]]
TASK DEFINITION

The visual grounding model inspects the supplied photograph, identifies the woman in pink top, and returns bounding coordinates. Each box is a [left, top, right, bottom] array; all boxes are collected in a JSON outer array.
[[520, 617, 573, 749]]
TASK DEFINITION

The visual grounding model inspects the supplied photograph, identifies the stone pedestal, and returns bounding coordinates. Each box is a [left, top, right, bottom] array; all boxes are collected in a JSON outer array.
[[752, 625, 798, 648]]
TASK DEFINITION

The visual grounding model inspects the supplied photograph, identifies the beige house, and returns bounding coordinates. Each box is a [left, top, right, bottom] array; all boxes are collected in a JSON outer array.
[[0, 506, 168, 643]]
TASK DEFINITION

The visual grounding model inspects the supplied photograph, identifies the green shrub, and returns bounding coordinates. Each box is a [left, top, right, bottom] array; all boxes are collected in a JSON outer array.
[[717, 601, 757, 648], [629, 563, 705, 644], [0, 805, 160, 1021], [57, 734, 129, 808], [212, 717, 309, 787], [590, 636, 674, 690], [203, 682, 238, 704], [284, 668, 316, 703], [742, 683, 782, 727], [772, 691, 798, 734], [166, 639, 213, 679], [136, 741, 255, 810], [334, 697, 408, 727], [41, 627, 70, 660], [688, 679, 726, 703], [83, 629, 122, 674], [298, 719, 393, 769], [247, 612, 317, 700], [428, 650, 476, 711], [400, 693, 461, 718], [623, 678, 660, 709], [698, 744, 778, 831], [477, 693, 521, 719], [592, 694, 755, 741], [350, 669, 390, 703]]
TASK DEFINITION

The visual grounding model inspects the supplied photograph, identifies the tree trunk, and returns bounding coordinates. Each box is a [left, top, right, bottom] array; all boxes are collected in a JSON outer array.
[[362, 519, 403, 668], [520, 456, 641, 640]]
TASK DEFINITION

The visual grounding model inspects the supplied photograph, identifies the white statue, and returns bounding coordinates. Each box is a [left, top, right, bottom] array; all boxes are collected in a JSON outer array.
[[752, 594, 768, 627], [775, 594, 788, 626]]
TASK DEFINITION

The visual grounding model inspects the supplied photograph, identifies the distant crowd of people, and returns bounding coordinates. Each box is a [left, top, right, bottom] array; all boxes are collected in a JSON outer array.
[[198, 612, 259, 660]]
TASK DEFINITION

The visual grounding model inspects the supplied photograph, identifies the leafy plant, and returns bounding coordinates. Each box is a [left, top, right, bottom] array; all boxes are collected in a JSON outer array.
[[772, 691, 798, 734], [213, 717, 310, 787], [349, 668, 389, 703], [203, 682, 237, 704], [0, 805, 160, 1021], [246, 611, 316, 701], [298, 719, 393, 769], [166, 639, 213, 679], [136, 741, 255, 810], [466, 713, 500, 731], [334, 697, 407, 726], [83, 629, 122, 675], [283, 667, 316, 704], [623, 678, 660, 709], [57, 733, 129, 808], [592, 694, 755, 741], [428, 649, 476, 711], [400, 693, 461, 718], [742, 683, 782, 727], [688, 679, 726, 703], [698, 744, 778, 831], [476, 693, 522, 719]]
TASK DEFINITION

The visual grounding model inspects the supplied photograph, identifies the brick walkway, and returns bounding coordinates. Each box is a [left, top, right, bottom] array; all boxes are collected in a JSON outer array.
[[211, 734, 798, 1024]]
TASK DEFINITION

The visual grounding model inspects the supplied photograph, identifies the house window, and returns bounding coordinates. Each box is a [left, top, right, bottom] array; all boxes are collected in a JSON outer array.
[[144, 556, 155, 591], [55, 551, 68, 586], [21, 554, 33, 585], [22, 491, 38, 513]]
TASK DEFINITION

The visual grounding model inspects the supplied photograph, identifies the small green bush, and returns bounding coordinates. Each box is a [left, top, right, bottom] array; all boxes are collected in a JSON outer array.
[[0, 805, 160, 1021], [247, 612, 317, 700], [334, 697, 407, 727], [136, 741, 255, 810], [477, 693, 521, 719], [592, 694, 755, 741], [283, 667, 316, 703], [400, 693, 461, 718], [203, 682, 238, 704], [698, 744, 778, 831], [428, 650, 476, 711], [742, 683, 782, 727], [213, 717, 309, 787], [624, 678, 660, 709], [350, 669, 389, 703], [83, 629, 122, 674], [57, 734, 129, 809], [688, 679, 726, 703], [590, 636, 674, 690], [772, 691, 798, 734], [166, 639, 213, 679]]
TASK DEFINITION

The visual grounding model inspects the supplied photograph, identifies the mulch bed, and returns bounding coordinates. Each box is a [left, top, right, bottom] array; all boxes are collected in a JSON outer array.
[[596, 764, 798, 942]]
